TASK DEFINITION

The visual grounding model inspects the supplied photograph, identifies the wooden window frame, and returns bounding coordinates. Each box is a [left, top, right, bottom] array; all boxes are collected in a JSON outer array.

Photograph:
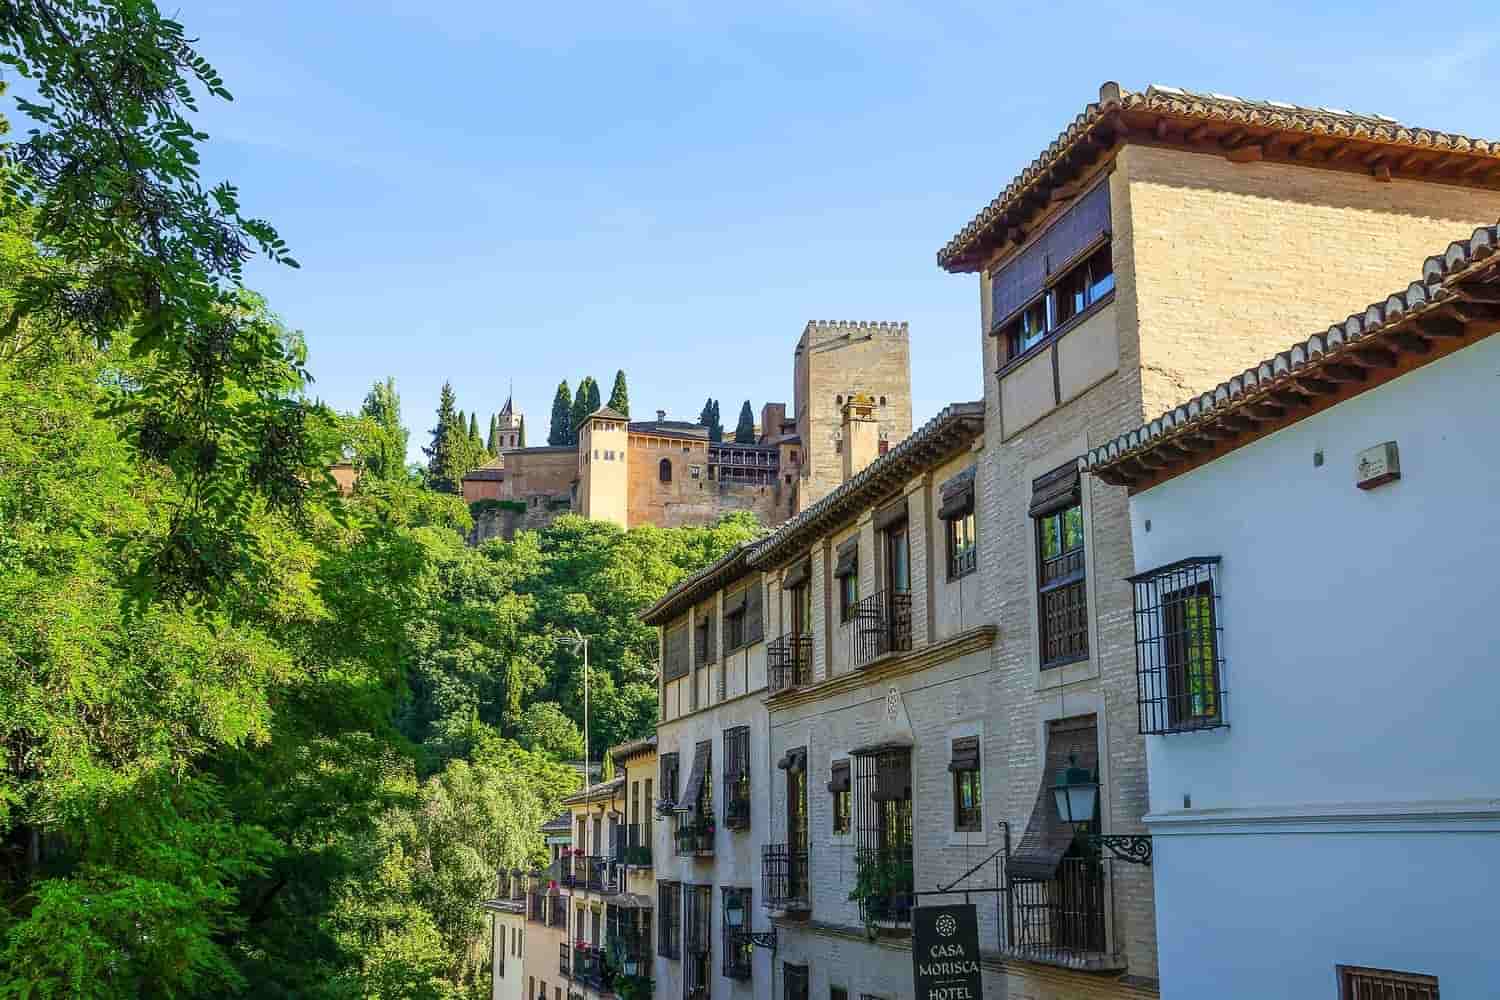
[[952, 767, 982, 833], [839, 570, 859, 624], [1035, 500, 1088, 669], [1164, 578, 1221, 728], [996, 235, 1116, 368], [945, 510, 977, 581], [1337, 965, 1438, 999]]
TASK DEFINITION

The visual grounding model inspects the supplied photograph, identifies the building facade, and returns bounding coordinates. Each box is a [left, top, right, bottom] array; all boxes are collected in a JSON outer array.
[[463, 322, 914, 540], [1082, 224, 1500, 999]]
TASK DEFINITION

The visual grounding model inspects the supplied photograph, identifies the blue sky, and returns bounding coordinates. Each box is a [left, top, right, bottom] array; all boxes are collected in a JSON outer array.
[[178, 2, 1498, 462]]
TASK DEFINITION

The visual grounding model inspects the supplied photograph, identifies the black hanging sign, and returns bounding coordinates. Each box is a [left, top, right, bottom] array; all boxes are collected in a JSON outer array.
[[912, 903, 983, 1000]]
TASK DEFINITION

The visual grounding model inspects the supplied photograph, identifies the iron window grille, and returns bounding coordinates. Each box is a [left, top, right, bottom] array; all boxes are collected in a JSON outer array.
[[1128, 557, 1227, 735], [767, 633, 812, 693], [760, 842, 808, 910], [723, 726, 751, 830], [684, 884, 712, 999], [657, 881, 680, 959], [1032, 465, 1088, 668], [1337, 965, 1438, 999], [784, 963, 809, 1000], [720, 887, 753, 979], [851, 748, 914, 927]]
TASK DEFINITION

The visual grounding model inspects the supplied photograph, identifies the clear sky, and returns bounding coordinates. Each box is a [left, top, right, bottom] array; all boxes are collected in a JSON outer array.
[[181, 2, 1498, 462]]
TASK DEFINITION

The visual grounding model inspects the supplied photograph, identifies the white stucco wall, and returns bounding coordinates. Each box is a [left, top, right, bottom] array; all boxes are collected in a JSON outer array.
[[1129, 333, 1500, 998]]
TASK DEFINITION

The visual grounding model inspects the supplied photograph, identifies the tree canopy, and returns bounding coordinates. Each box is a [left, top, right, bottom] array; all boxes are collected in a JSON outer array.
[[548, 380, 573, 446], [734, 400, 756, 443], [607, 369, 630, 417]]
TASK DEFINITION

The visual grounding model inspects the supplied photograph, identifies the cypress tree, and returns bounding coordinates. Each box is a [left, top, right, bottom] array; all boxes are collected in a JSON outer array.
[[548, 380, 573, 446], [467, 412, 481, 448], [584, 377, 601, 413], [518, 415, 527, 448], [734, 400, 756, 443], [607, 369, 630, 417], [487, 413, 499, 454], [709, 400, 723, 443], [699, 397, 715, 428], [570, 376, 598, 434], [423, 381, 462, 492], [358, 376, 408, 481]]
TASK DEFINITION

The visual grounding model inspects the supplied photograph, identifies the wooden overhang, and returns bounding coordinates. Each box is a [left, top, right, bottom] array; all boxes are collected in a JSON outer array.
[[938, 83, 1500, 274], [1082, 223, 1500, 494], [748, 402, 985, 571]]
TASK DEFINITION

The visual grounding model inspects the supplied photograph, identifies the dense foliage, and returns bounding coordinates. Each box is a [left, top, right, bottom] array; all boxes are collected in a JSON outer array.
[[0, 4, 759, 996]]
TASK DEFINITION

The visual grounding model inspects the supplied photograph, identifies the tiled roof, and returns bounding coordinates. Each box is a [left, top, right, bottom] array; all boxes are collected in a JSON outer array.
[[938, 83, 1500, 272], [1082, 223, 1500, 487], [629, 420, 709, 440], [609, 735, 657, 762], [748, 402, 984, 569], [638, 540, 763, 626], [540, 811, 573, 834], [463, 457, 506, 482], [561, 775, 626, 806]]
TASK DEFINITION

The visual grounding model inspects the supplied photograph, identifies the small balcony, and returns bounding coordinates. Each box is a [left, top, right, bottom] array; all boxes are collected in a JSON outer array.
[[560, 855, 582, 889], [623, 823, 653, 868], [674, 816, 715, 857], [852, 846, 913, 928], [1004, 857, 1123, 971], [760, 843, 809, 911], [767, 633, 812, 693], [851, 590, 912, 669], [585, 856, 620, 894], [572, 943, 609, 992]]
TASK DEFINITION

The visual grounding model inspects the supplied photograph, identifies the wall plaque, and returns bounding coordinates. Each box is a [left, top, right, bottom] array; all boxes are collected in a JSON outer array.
[[912, 903, 983, 1000]]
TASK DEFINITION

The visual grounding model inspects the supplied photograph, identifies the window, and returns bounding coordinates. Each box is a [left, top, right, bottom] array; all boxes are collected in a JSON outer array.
[[657, 881, 680, 959], [660, 753, 680, 809], [1031, 464, 1087, 668], [720, 887, 752, 979], [660, 458, 673, 483], [835, 538, 859, 623], [724, 595, 746, 651], [829, 759, 851, 835], [1000, 242, 1115, 363], [950, 737, 982, 832], [1337, 966, 1438, 999], [850, 747, 913, 926], [684, 884, 712, 998], [723, 726, 751, 829], [605, 449, 615, 461], [694, 613, 715, 668], [690, 464, 702, 479], [663, 623, 690, 681], [1129, 557, 1227, 735], [946, 511, 977, 580]]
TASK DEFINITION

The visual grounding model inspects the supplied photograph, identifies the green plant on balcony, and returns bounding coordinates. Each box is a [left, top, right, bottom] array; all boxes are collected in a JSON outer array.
[[848, 852, 914, 937]]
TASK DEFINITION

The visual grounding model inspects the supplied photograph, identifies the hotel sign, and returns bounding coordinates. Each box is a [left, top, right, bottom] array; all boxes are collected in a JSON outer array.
[[912, 903, 983, 1000]]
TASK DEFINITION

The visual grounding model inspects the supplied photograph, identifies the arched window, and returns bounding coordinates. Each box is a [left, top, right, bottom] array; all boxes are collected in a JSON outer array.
[[659, 458, 673, 483]]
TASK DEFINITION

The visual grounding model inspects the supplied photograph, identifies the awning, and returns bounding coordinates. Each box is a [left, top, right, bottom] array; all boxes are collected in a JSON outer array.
[[834, 539, 858, 579], [676, 742, 711, 817], [1006, 715, 1098, 881], [782, 558, 811, 590], [873, 497, 908, 532], [776, 747, 807, 773], [826, 759, 850, 795], [939, 467, 976, 520], [848, 737, 913, 757], [947, 736, 980, 773], [1029, 462, 1080, 518]]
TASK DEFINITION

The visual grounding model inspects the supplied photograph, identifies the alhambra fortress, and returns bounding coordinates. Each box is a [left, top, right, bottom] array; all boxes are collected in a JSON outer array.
[[460, 320, 913, 541]]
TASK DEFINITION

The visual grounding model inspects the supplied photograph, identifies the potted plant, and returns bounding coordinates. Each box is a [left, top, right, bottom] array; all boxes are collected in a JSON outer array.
[[848, 853, 915, 937]]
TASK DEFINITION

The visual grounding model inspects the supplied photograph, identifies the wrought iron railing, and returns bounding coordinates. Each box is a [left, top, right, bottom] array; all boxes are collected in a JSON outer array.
[[1006, 857, 1108, 963], [761, 843, 809, 909], [572, 943, 608, 991], [624, 823, 652, 867], [585, 856, 619, 894], [851, 590, 912, 668], [674, 818, 714, 856], [559, 941, 572, 979], [767, 633, 812, 693], [560, 855, 581, 889], [852, 845, 913, 926]]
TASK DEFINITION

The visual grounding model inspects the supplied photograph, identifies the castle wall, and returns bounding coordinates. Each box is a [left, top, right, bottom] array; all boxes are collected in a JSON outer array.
[[625, 433, 712, 528]]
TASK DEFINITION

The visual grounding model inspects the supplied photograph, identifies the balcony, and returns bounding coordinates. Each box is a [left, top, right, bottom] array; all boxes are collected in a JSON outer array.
[[623, 823, 652, 868], [585, 856, 620, 894], [548, 893, 567, 928], [851, 590, 912, 668], [760, 844, 809, 911], [560, 855, 582, 889], [852, 846, 913, 928], [767, 633, 812, 693], [572, 943, 609, 992], [674, 817, 715, 857], [1004, 857, 1123, 971]]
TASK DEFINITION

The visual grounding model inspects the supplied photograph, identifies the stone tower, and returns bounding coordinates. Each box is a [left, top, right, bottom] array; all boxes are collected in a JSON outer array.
[[793, 320, 912, 510], [576, 407, 629, 529], [494, 394, 524, 452]]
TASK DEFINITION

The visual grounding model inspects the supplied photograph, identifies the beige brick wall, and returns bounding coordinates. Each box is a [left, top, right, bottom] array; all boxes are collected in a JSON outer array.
[[1118, 144, 1500, 418], [794, 322, 913, 509]]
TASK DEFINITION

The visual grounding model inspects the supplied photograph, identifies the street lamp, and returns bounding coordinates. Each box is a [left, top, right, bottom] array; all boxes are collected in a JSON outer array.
[[1051, 754, 1152, 866], [723, 889, 776, 950]]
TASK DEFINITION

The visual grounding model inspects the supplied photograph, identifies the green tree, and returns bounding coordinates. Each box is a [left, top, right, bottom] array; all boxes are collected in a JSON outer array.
[[709, 400, 723, 442], [356, 377, 409, 482], [607, 369, 630, 417], [487, 413, 499, 454], [548, 380, 573, 446], [734, 400, 756, 443], [517, 415, 526, 448], [517, 702, 584, 759], [423, 382, 465, 493], [0, 5, 316, 602], [570, 375, 598, 433], [467, 412, 481, 451]]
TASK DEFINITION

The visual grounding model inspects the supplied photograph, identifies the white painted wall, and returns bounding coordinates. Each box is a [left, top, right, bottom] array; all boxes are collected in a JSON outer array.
[[1130, 334, 1500, 998]]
